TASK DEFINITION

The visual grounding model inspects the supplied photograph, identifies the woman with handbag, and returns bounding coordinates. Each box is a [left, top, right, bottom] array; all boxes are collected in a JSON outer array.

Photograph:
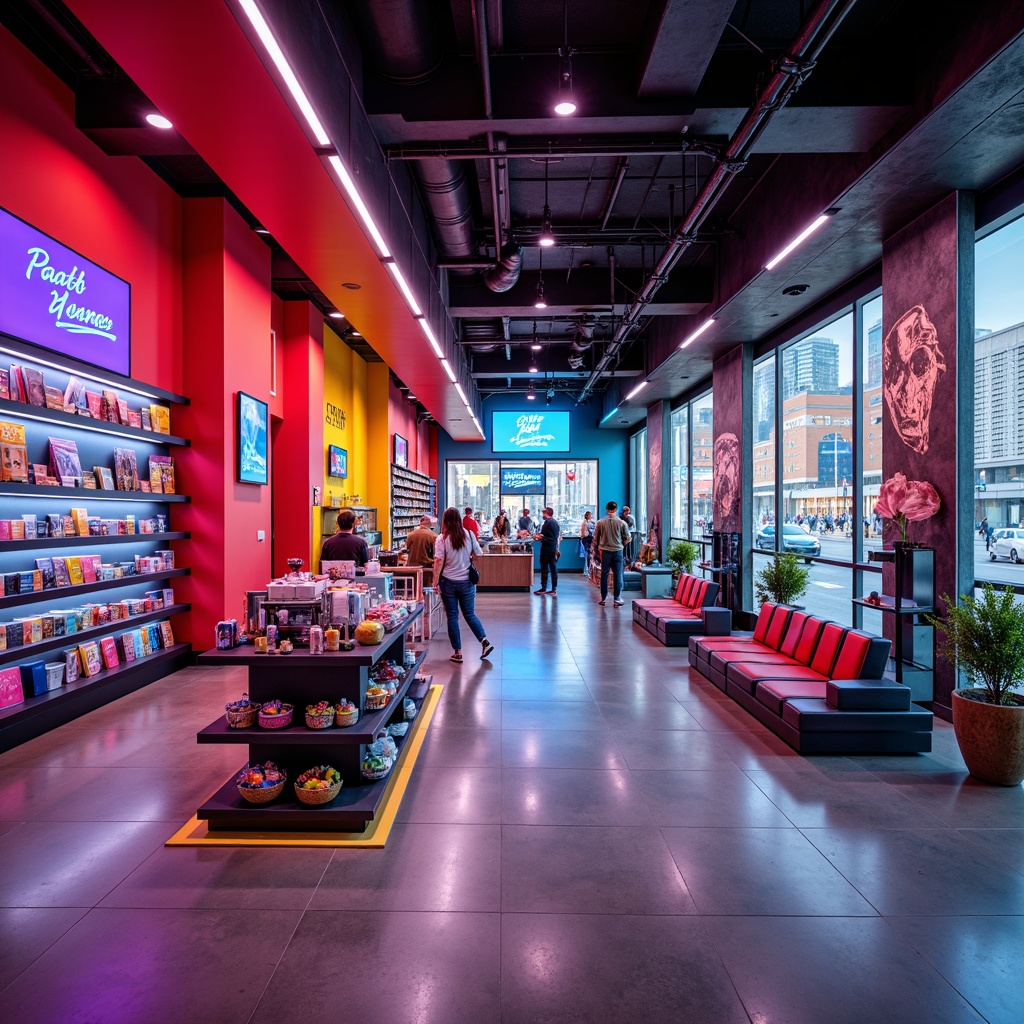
[[432, 506, 494, 664], [579, 510, 595, 574]]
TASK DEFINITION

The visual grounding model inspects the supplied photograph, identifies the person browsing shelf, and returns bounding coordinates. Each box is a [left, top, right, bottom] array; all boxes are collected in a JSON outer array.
[[320, 509, 369, 566], [533, 506, 561, 596], [593, 501, 631, 607], [404, 515, 436, 568]]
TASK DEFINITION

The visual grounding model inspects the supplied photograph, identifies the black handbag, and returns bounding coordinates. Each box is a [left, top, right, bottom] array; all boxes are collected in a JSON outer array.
[[468, 562, 481, 584]]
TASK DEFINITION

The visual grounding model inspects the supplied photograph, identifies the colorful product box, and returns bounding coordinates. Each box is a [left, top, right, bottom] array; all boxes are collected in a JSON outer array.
[[0, 666, 24, 710], [20, 661, 47, 698]]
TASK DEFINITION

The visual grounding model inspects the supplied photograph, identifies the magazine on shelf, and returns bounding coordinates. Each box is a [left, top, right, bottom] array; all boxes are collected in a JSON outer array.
[[148, 455, 175, 494], [64, 650, 80, 683], [113, 448, 139, 491], [78, 641, 103, 677], [0, 421, 28, 482], [99, 637, 119, 670], [101, 390, 120, 423], [158, 621, 175, 648], [0, 370, 8, 401], [52, 559, 71, 587], [44, 386, 64, 411], [63, 377, 84, 412], [95, 466, 115, 490], [84, 391, 102, 419], [150, 405, 170, 434], [48, 437, 83, 486], [9, 366, 24, 403], [119, 632, 137, 662], [24, 367, 46, 407]]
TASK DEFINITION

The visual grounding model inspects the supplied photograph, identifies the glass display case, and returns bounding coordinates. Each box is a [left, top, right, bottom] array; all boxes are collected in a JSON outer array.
[[321, 505, 381, 548]]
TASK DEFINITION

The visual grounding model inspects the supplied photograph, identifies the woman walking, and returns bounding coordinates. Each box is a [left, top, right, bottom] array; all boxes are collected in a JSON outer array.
[[579, 510, 595, 574], [433, 506, 495, 664]]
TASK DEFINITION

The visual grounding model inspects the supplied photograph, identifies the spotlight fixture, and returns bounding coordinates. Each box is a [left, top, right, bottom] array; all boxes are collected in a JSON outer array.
[[531, 343, 542, 351], [535, 250, 547, 309], [328, 311, 344, 319], [529, 360, 539, 373], [539, 161, 555, 246], [553, 2, 577, 116], [145, 113, 173, 130], [527, 384, 537, 400]]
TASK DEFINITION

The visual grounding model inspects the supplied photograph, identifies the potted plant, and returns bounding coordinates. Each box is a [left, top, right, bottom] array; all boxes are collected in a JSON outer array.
[[666, 540, 699, 578], [754, 552, 809, 607], [926, 584, 1024, 785]]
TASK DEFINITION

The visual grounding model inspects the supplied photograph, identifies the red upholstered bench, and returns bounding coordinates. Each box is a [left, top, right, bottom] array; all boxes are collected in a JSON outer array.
[[632, 572, 726, 647], [689, 603, 931, 754]]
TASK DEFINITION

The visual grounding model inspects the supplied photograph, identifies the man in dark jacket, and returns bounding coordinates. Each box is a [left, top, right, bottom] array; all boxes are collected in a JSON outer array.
[[534, 507, 561, 595]]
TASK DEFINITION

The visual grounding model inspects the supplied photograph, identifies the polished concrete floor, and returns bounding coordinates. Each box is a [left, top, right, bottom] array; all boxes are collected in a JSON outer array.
[[1, 576, 1023, 1023]]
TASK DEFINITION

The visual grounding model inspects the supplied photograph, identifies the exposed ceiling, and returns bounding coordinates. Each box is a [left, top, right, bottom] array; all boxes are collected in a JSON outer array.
[[4, 0, 1024, 433]]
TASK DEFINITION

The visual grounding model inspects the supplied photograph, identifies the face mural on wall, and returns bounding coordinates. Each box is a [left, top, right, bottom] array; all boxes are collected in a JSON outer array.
[[712, 432, 741, 529], [883, 304, 947, 454]]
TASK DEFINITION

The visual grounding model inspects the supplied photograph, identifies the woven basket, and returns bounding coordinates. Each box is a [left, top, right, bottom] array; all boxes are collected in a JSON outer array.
[[335, 707, 359, 727], [305, 711, 335, 730], [238, 778, 286, 804], [361, 757, 393, 782], [225, 704, 260, 728], [364, 691, 389, 711], [294, 779, 342, 805], [258, 705, 294, 728]]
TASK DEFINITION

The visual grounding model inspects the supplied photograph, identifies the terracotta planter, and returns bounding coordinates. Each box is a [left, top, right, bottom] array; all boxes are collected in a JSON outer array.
[[951, 690, 1024, 786]]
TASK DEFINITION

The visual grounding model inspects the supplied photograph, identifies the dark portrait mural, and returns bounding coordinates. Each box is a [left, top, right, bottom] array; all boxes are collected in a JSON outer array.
[[712, 432, 741, 528], [883, 304, 947, 454]]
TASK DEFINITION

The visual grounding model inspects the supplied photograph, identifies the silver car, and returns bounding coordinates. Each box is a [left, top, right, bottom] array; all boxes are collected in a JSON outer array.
[[990, 528, 1024, 563]]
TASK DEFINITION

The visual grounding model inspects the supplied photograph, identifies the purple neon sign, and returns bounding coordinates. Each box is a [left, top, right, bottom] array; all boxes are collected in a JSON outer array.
[[0, 207, 130, 376]]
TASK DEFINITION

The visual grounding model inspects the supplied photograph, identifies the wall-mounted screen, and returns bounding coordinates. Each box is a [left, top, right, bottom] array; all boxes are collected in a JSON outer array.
[[492, 410, 570, 452], [328, 444, 347, 479], [500, 466, 545, 494], [0, 207, 131, 376]]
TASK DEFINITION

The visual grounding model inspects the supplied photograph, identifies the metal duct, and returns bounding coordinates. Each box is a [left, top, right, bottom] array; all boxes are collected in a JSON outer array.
[[412, 159, 477, 259], [578, 0, 859, 404], [347, 0, 443, 83], [482, 244, 523, 292]]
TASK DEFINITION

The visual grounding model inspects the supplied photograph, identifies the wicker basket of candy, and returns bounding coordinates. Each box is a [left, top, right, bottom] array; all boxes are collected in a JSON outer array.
[[236, 762, 287, 803], [225, 694, 261, 728], [294, 765, 343, 805], [361, 732, 395, 782], [305, 701, 335, 729], [335, 699, 359, 727], [258, 700, 294, 728]]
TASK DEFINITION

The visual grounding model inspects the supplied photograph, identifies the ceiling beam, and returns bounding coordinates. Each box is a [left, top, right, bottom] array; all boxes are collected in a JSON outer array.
[[637, 0, 734, 98]]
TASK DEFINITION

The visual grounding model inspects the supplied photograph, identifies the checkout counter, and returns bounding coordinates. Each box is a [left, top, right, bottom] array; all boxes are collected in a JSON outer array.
[[476, 541, 535, 591]]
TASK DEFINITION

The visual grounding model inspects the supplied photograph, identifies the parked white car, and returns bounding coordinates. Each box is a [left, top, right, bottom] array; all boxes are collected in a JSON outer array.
[[990, 528, 1024, 563]]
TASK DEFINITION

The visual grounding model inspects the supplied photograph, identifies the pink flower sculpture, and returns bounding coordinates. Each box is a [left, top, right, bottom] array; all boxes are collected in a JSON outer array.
[[874, 472, 941, 543]]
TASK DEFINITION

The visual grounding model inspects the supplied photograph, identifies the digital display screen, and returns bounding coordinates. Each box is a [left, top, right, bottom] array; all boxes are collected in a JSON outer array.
[[500, 467, 545, 494], [492, 410, 570, 452], [0, 207, 131, 376]]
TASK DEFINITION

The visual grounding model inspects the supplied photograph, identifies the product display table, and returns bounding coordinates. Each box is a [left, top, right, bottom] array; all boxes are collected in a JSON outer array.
[[194, 606, 425, 832], [474, 551, 534, 590]]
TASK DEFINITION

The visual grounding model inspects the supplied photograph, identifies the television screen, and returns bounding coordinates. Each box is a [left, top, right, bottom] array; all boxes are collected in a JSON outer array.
[[328, 444, 347, 478], [500, 466, 545, 495], [492, 410, 570, 452]]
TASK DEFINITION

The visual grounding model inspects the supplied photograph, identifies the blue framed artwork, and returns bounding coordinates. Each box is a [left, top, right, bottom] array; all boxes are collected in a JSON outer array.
[[492, 410, 570, 452], [328, 444, 348, 478], [237, 391, 268, 485]]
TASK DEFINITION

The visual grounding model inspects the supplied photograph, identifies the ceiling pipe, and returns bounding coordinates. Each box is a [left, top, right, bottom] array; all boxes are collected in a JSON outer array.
[[599, 157, 629, 230], [387, 138, 723, 161], [578, 0, 859, 405]]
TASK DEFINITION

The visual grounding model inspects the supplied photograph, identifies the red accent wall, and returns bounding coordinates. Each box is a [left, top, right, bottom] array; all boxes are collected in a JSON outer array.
[[0, 26, 182, 393], [177, 198, 274, 641], [388, 380, 432, 475]]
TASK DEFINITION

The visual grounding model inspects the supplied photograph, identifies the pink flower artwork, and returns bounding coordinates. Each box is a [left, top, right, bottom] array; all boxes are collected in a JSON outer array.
[[874, 472, 941, 543]]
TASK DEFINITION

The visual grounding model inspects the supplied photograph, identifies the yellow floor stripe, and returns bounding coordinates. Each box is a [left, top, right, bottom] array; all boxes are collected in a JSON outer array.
[[165, 683, 443, 849]]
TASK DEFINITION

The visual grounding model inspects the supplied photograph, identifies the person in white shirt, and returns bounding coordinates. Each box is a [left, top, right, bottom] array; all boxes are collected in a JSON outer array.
[[433, 506, 494, 664]]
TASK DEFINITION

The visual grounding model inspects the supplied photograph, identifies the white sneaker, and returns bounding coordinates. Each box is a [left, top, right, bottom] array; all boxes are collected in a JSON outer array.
[[614, 599, 624, 606]]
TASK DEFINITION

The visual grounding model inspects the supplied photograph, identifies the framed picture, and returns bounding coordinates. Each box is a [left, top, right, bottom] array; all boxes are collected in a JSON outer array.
[[394, 433, 408, 468], [237, 391, 268, 485], [328, 444, 347, 479]]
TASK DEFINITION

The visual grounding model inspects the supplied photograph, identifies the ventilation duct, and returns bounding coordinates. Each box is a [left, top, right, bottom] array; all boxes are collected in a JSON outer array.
[[412, 159, 477, 260], [481, 244, 523, 292]]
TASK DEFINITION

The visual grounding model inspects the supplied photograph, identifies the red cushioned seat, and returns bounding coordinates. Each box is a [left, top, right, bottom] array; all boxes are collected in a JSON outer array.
[[693, 637, 762, 650], [830, 630, 872, 680], [808, 623, 846, 676], [726, 661, 828, 695], [689, 580, 710, 608], [680, 575, 697, 604], [792, 617, 827, 664], [763, 606, 793, 650], [673, 574, 689, 602], [756, 679, 829, 715], [778, 611, 809, 658], [709, 649, 800, 676], [752, 603, 777, 643]]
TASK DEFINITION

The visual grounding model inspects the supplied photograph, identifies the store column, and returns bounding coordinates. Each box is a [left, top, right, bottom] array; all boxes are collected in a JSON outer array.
[[881, 191, 975, 714]]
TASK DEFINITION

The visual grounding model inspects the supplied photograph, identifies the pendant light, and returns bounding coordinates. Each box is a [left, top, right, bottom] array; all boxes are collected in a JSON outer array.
[[539, 160, 555, 247]]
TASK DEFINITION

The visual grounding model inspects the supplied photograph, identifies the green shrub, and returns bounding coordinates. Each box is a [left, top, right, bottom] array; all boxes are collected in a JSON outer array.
[[667, 540, 699, 576], [754, 552, 809, 606]]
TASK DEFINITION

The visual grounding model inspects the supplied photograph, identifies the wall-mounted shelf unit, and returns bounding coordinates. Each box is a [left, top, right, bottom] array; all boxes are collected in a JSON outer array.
[[390, 465, 434, 548]]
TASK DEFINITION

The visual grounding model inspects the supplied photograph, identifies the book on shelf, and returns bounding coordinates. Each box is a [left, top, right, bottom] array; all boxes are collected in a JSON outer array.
[[24, 367, 46, 407], [99, 636, 119, 670], [63, 377, 84, 412], [0, 420, 28, 482], [150, 404, 170, 434], [64, 649, 80, 683], [148, 455, 175, 494], [0, 666, 23, 710], [34, 558, 56, 589], [21, 514, 37, 539], [66, 557, 84, 586], [82, 472, 97, 489], [101, 390, 120, 423], [9, 365, 25, 403], [116, 399, 130, 424], [48, 437, 84, 486], [10, 520, 24, 540], [95, 466, 115, 490], [119, 632, 137, 662], [140, 407, 151, 430], [113, 448, 139, 491], [44, 386, 64, 411], [126, 410, 142, 429], [80, 557, 97, 583], [0, 370, 8, 401], [84, 391, 102, 419], [71, 508, 89, 536], [158, 621, 175, 647], [78, 641, 103, 677], [52, 559, 71, 587]]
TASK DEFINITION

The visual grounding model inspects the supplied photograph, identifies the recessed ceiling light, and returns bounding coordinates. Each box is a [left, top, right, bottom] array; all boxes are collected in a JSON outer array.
[[146, 113, 173, 130], [531, 343, 542, 351], [341, 282, 361, 290]]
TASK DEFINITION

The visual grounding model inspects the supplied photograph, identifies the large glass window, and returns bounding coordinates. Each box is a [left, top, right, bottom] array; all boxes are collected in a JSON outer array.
[[753, 353, 776, 537], [975, 213, 1024, 587], [860, 293, 884, 636], [691, 391, 713, 536], [545, 461, 598, 537], [631, 429, 648, 535], [446, 461, 500, 525], [670, 405, 688, 538]]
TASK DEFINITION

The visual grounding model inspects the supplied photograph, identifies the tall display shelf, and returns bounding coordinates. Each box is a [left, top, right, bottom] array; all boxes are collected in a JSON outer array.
[[195, 607, 425, 832], [0, 337, 192, 752], [390, 465, 434, 548]]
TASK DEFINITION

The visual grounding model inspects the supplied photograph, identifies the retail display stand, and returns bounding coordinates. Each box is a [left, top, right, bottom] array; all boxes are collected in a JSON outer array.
[[390, 465, 434, 548], [853, 545, 935, 702], [0, 338, 192, 752], [195, 605, 426, 832]]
